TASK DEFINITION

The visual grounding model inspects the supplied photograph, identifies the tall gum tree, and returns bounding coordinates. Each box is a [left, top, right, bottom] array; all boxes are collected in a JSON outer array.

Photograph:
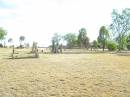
[[110, 9, 130, 51]]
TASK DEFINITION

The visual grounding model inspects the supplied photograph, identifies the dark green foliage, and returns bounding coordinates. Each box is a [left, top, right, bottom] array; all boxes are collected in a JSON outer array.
[[64, 33, 77, 48], [98, 26, 109, 51], [78, 28, 87, 47], [78, 28, 90, 48], [107, 42, 117, 51]]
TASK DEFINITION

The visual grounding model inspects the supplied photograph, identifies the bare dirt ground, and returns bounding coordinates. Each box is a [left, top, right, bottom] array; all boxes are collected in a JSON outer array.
[[0, 48, 130, 97]]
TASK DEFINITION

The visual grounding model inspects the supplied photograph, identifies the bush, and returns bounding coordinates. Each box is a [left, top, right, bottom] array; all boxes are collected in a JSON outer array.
[[107, 42, 117, 51]]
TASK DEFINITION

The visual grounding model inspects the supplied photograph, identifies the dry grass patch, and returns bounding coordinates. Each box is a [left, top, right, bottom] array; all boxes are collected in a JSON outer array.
[[0, 48, 130, 97]]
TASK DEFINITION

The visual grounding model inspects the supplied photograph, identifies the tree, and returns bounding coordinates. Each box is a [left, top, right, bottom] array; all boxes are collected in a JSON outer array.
[[64, 33, 77, 48], [126, 34, 130, 50], [51, 33, 61, 53], [8, 38, 13, 47], [8, 38, 13, 43], [110, 9, 130, 51], [78, 28, 89, 48], [92, 40, 98, 49], [25, 43, 30, 48], [98, 26, 109, 51], [84, 36, 90, 49], [31, 41, 39, 58], [19, 36, 25, 48], [0, 27, 7, 47]]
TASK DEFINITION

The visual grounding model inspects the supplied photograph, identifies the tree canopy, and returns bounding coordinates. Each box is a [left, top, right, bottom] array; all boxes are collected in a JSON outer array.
[[0, 27, 7, 41], [64, 33, 77, 48], [98, 26, 109, 51], [19, 36, 25, 42], [52, 33, 61, 45], [8, 38, 13, 43], [78, 28, 89, 48]]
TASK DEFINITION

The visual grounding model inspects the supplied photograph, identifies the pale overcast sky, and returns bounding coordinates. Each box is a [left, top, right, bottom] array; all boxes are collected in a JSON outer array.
[[0, 0, 130, 46]]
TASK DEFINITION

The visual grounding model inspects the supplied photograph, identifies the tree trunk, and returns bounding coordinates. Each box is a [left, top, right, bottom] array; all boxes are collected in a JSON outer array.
[[103, 46, 105, 51], [103, 41, 105, 51], [35, 49, 39, 58], [59, 44, 63, 53], [12, 45, 14, 59]]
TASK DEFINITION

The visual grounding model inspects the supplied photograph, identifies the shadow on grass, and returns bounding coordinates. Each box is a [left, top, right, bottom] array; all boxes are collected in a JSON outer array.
[[7, 56, 39, 59], [38, 50, 112, 54], [106, 51, 130, 56], [61, 51, 110, 54], [116, 53, 130, 56], [45, 51, 130, 56]]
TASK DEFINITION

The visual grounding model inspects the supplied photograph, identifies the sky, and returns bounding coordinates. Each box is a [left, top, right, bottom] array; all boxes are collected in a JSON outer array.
[[0, 0, 130, 47]]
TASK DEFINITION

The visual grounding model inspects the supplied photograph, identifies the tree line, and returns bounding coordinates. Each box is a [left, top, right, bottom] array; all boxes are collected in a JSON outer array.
[[51, 8, 130, 52], [50, 28, 90, 53]]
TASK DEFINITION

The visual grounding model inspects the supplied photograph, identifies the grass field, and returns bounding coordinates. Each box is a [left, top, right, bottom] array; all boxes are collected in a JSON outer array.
[[0, 48, 130, 97]]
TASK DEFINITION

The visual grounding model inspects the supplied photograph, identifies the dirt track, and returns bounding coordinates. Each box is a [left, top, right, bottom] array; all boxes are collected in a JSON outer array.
[[0, 52, 130, 97]]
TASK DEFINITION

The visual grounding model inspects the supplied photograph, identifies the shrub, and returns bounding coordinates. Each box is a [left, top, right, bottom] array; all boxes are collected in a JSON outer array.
[[107, 42, 117, 51]]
